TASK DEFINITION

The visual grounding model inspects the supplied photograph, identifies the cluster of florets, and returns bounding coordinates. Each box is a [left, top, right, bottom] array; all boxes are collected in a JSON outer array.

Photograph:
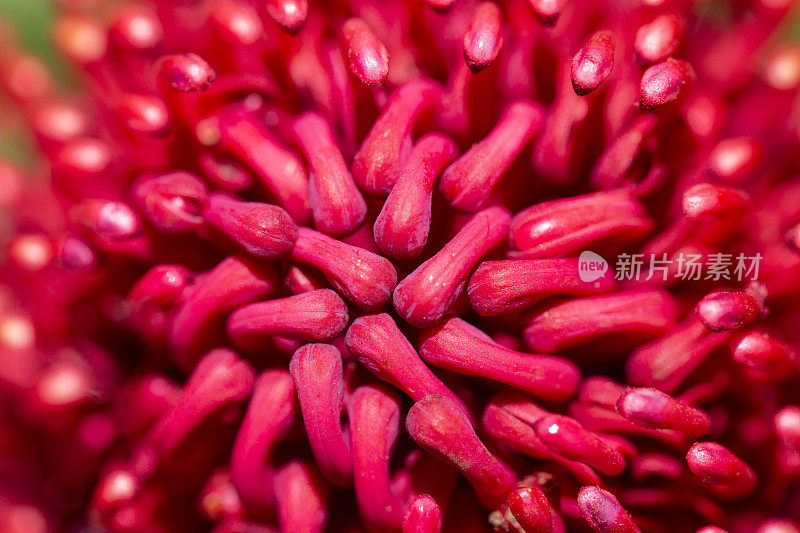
[[1, 0, 800, 531]]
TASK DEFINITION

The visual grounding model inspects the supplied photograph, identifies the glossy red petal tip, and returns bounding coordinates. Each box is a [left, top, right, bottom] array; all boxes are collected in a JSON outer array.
[[695, 290, 762, 332], [577, 486, 641, 533], [463, 2, 503, 73], [639, 58, 694, 111], [157, 53, 216, 92], [686, 442, 757, 499], [571, 31, 616, 96], [342, 18, 389, 87], [266, 0, 308, 34], [634, 15, 684, 65]]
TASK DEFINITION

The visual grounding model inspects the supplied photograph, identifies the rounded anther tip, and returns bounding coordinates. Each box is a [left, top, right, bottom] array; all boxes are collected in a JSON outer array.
[[158, 53, 216, 92]]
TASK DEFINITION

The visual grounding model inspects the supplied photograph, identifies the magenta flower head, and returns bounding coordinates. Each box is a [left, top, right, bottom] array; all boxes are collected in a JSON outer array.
[[6, 0, 800, 530]]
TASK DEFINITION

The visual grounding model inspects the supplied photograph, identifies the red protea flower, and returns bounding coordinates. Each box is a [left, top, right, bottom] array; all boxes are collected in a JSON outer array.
[[1, 0, 799, 531]]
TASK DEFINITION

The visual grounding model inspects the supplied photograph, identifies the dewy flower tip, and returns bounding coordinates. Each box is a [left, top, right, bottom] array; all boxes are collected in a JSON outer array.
[[157, 53, 216, 93], [342, 18, 390, 87], [686, 442, 758, 499], [639, 57, 694, 111], [266, 0, 308, 34], [462, 2, 503, 73], [695, 290, 762, 332], [577, 486, 641, 533], [571, 31, 616, 96]]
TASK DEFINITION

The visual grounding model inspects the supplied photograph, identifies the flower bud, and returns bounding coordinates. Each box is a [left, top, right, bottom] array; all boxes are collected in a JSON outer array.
[[204, 193, 298, 258], [406, 394, 518, 508], [374, 133, 459, 259], [439, 101, 543, 211], [462, 3, 503, 73], [639, 58, 694, 111], [291, 228, 397, 309], [420, 317, 581, 401], [577, 486, 641, 533], [686, 442, 757, 499], [571, 31, 615, 96], [342, 18, 389, 87], [394, 206, 511, 327], [617, 387, 711, 438], [133, 171, 207, 232], [534, 415, 626, 475], [227, 289, 348, 348], [635, 15, 684, 65], [352, 78, 442, 194]]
